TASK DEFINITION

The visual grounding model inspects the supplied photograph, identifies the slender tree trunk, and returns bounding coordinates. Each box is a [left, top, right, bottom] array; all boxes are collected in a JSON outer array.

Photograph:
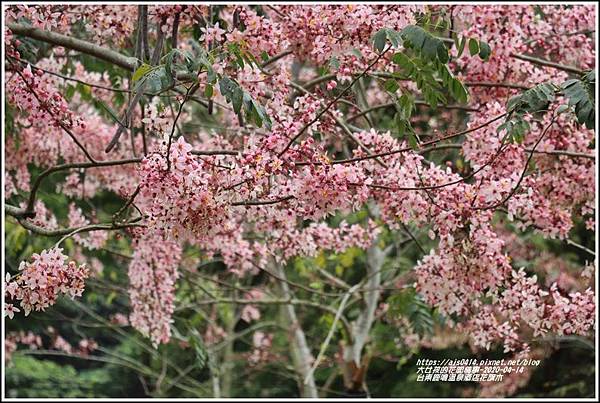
[[274, 264, 319, 398], [219, 289, 238, 398], [341, 243, 385, 396], [207, 349, 221, 398], [220, 315, 236, 397]]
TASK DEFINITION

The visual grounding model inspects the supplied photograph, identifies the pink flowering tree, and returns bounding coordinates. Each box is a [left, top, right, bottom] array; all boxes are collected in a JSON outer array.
[[3, 4, 596, 398]]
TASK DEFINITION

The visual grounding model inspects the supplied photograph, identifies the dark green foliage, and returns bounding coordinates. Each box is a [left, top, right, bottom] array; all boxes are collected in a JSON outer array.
[[468, 38, 479, 56], [219, 76, 271, 129], [400, 25, 449, 64], [373, 25, 473, 146], [5, 356, 105, 398], [188, 327, 209, 370], [507, 82, 557, 115], [226, 42, 261, 70], [499, 72, 596, 144], [372, 28, 398, 53], [561, 71, 595, 129], [478, 41, 492, 61], [499, 82, 558, 143], [387, 288, 434, 336], [128, 44, 271, 129]]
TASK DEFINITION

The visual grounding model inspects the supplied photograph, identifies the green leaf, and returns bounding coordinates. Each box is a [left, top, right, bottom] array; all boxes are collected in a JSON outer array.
[[421, 36, 439, 60], [401, 25, 427, 49], [132, 63, 153, 84], [407, 130, 419, 150], [468, 38, 479, 56], [478, 41, 492, 60], [78, 83, 93, 101], [508, 82, 557, 114], [392, 52, 411, 70], [372, 29, 388, 53], [502, 82, 558, 143], [65, 84, 76, 100], [231, 87, 243, 114], [436, 42, 449, 64], [561, 71, 595, 129], [189, 329, 208, 369], [384, 79, 400, 93], [218, 76, 271, 129], [400, 25, 449, 64], [204, 84, 213, 98], [387, 288, 434, 336], [94, 99, 124, 127], [450, 78, 469, 104], [329, 56, 340, 70], [397, 93, 414, 120], [218, 76, 237, 99], [457, 35, 467, 58], [386, 29, 403, 48], [133, 65, 171, 95]]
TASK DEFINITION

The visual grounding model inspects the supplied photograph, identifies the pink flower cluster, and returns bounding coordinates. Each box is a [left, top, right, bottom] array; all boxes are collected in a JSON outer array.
[[418, 231, 595, 353], [4, 327, 98, 364], [11, 64, 83, 133], [137, 137, 230, 243], [5, 247, 89, 318], [248, 331, 275, 366], [128, 232, 182, 346], [4, 331, 42, 363], [240, 289, 265, 323], [3, 5, 596, 363], [276, 5, 418, 72], [68, 203, 108, 250], [293, 163, 372, 220]]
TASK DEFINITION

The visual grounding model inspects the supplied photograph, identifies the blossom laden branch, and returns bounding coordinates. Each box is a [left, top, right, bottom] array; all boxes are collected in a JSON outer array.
[[295, 113, 508, 166], [278, 45, 393, 157]]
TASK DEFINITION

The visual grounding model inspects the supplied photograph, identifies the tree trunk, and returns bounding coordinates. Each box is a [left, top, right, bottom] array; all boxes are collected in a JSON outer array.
[[220, 313, 236, 397], [274, 264, 319, 398], [341, 244, 385, 396]]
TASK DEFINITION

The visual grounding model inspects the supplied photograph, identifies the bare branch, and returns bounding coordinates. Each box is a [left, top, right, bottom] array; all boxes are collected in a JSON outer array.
[[511, 53, 585, 75], [261, 49, 293, 68], [4, 213, 144, 237], [105, 18, 167, 153], [7, 23, 138, 71], [8, 158, 141, 219]]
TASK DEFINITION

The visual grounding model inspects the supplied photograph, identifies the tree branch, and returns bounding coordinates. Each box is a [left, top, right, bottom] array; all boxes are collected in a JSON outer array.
[[8, 158, 142, 219], [347, 101, 479, 122], [294, 112, 508, 166], [278, 45, 392, 157], [4, 213, 144, 237], [511, 53, 585, 75], [7, 23, 138, 71]]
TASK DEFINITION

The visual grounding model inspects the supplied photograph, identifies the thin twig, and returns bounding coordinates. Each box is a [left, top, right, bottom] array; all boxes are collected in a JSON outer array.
[[166, 83, 199, 170], [278, 45, 392, 157], [475, 116, 557, 210], [304, 283, 361, 384], [106, 18, 166, 153], [295, 113, 507, 166], [14, 68, 97, 163]]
